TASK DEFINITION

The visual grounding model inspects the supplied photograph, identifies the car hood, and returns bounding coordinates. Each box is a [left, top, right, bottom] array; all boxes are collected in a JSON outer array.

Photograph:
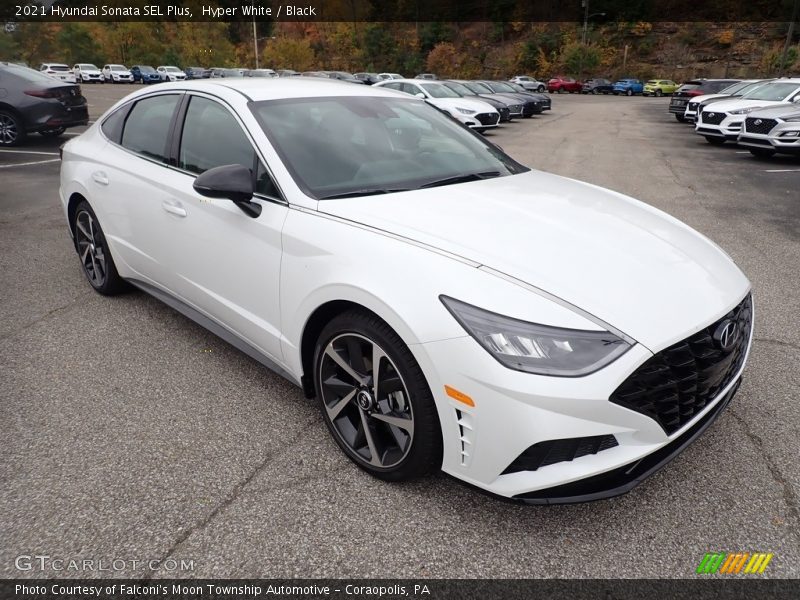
[[481, 93, 524, 106], [317, 170, 749, 350], [429, 97, 496, 112], [704, 98, 787, 112], [692, 93, 728, 103], [746, 105, 800, 119]]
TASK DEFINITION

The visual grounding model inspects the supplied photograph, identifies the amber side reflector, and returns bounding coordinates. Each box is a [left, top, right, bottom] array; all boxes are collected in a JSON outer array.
[[445, 385, 475, 407]]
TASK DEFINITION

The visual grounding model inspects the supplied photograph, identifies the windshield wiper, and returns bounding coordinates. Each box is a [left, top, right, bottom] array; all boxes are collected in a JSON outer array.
[[418, 171, 502, 189], [319, 188, 411, 200]]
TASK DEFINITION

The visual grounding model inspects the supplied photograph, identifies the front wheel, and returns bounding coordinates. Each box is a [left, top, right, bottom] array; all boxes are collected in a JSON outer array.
[[313, 311, 442, 481], [675, 114, 686, 123], [72, 201, 127, 295], [655, 89, 663, 97], [626, 89, 633, 96]]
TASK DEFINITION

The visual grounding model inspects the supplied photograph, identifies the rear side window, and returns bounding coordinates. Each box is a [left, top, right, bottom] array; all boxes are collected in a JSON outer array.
[[101, 105, 131, 144], [120, 94, 180, 163]]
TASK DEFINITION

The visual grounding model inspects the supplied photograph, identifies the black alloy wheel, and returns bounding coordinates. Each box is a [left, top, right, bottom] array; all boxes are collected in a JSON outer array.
[[314, 311, 442, 481]]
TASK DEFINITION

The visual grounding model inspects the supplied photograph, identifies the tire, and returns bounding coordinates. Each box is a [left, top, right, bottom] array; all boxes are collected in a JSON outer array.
[[0, 110, 25, 147], [704, 136, 726, 145], [626, 89, 633, 96], [655, 89, 663, 97], [749, 148, 775, 158], [591, 88, 597, 95], [558, 88, 564, 94], [313, 310, 442, 481], [72, 200, 127, 295], [39, 127, 66, 138], [537, 85, 545, 92], [675, 114, 686, 123]]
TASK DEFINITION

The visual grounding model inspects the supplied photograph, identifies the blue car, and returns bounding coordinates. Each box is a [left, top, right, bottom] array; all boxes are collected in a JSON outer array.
[[130, 65, 161, 84], [612, 78, 644, 96]]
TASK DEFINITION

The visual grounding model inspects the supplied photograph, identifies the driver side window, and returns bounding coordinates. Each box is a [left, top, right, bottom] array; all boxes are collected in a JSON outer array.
[[179, 95, 279, 198]]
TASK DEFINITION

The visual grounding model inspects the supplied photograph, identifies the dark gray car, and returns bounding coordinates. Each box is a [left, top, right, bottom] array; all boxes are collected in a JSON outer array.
[[0, 62, 88, 146]]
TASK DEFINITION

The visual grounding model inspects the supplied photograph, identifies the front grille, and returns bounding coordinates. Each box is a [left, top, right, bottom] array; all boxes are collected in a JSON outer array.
[[744, 117, 777, 134], [610, 294, 752, 435], [701, 111, 726, 125], [503, 435, 618, 474], [476, 112, 500, 125], [509, 104, 522, 113], [498, 107, 510, 120]]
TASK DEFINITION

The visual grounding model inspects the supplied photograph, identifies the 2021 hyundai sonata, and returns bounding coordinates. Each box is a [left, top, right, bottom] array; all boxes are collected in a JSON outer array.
[[59, 79, 753, 503]]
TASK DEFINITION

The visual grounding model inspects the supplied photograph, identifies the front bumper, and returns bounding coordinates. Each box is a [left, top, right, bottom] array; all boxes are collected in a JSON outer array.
[[415, 295, 753, 502], [738, 120, 800, 154], [669, 98, 690, 114], [695, 112, 743, 140]]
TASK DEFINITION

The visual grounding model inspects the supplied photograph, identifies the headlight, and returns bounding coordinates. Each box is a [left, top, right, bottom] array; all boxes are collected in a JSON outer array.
[[730, 106, 762, 114], [455, 107, 476, 115], [784, 116, 800, 122], [440, 296, 633, 377]]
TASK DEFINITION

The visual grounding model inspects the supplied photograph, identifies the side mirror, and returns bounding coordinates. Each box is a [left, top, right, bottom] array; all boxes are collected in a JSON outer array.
[[415, 92, 426, 99], [193, 164, 261, 218]]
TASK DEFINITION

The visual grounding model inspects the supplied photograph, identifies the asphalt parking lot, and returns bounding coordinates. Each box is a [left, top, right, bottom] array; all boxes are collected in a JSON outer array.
[[1, 85, 798, 579]]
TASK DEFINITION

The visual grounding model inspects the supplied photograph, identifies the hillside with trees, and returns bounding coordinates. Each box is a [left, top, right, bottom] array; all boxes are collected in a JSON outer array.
[[2, 19, 798, 79]]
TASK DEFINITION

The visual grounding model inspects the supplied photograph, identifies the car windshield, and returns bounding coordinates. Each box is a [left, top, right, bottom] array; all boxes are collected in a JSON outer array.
[[464, 81, 492, 94], [165, 67, 181, 73], [110, 65, 126, 71], [489, 82, 516, 93], [717, 81, 749, 95], [507, 83, 526, 92], [251, 96, 528, 200], [8, 65, 65, 85], [49, 65, 70, 72], [741, 82, 800, 101], [249, 70, 275, 77], [420, 83, 458, 98], [139, 66, 155, 73], [444, 82, 472, 96], [79, 64, 98, 70]]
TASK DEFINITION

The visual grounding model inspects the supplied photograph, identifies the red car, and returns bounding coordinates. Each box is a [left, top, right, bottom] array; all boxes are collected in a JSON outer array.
[[547, 76, 582, 94]]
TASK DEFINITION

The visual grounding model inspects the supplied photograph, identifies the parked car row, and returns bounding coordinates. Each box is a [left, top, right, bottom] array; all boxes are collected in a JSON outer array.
[[548, 76, 679, 96], [669, 77, 800, 158], [373, 78, 553, 133]]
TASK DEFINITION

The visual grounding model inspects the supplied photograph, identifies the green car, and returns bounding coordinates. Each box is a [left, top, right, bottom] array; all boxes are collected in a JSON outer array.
[[643, 79, 679, 96]]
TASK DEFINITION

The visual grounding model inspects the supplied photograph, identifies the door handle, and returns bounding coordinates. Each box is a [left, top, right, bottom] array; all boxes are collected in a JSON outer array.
[[91, 171, 109, 186], [161, 199, 187, 217]]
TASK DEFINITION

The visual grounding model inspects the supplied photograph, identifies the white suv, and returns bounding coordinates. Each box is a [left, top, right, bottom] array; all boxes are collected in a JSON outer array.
[[73, 63, 103, 84], [737, 102, 800, 157], [102, 64, 134, 84], [509, 75, 546, 93], [156, 66, 186, 82], [39, 63, 76, 84], [695, 79, 800, 144]]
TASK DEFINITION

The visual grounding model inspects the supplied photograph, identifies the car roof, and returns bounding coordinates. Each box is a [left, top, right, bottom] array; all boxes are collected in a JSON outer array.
[[149, 78, 417, 101]]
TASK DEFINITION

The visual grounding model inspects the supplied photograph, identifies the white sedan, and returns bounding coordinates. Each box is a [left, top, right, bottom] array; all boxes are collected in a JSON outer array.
[[59, 79, 752, 503], [374, 78, 500, 131]]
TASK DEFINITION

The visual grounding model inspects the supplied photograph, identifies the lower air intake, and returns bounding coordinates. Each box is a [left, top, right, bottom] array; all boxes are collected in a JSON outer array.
[[502, 435, 618, 474]]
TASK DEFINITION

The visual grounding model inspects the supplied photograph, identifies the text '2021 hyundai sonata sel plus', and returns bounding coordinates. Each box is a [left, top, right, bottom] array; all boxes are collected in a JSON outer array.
[[59, 79, 752, 503]]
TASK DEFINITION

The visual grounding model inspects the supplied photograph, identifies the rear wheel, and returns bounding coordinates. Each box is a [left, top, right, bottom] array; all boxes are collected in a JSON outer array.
[[749, 147, 775, 158], [313, 310, 442, 481], [591, 88, 597, 95], [72, 201, 127, 295], [704, 136, 726, 145], [0, 110, 25, 147], [537, 85, 545, 92]]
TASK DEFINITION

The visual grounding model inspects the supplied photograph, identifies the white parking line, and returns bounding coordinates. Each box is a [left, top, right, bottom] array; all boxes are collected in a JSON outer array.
[[764, 168, 800, 173], [0, 158, 60, 168], [0, 149, 60, 156]]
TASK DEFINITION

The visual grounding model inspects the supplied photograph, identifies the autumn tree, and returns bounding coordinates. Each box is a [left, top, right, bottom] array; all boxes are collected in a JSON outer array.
[[264, 37, 315, 71]]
